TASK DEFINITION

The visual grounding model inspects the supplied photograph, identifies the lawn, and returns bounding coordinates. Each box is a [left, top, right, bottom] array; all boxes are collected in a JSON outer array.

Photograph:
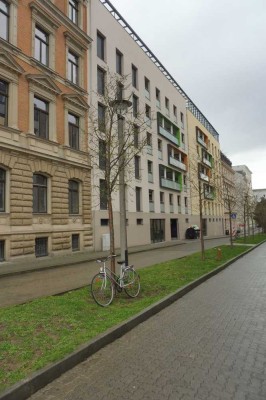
[[235, 233, 266, 244], [0, 244, 252, 392]]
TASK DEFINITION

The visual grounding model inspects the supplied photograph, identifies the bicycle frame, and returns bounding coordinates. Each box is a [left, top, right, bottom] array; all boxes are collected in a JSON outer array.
[[97, 258, 134, 289]]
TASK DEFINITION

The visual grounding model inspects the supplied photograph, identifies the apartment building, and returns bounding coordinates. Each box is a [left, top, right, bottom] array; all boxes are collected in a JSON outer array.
[[0, 0, 92, 261], [187, 102, 224, 237], [89, 0, 191, 250], [221, 152, 236, 234], [233, 165, 253, 233]]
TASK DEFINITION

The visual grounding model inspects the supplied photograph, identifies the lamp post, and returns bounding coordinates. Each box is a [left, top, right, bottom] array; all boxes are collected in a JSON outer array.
[[110, 99, 132, 265]]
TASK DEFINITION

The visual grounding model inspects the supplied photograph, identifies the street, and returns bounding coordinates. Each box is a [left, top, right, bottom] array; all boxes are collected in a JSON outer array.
[[28, 242, 266, 400]]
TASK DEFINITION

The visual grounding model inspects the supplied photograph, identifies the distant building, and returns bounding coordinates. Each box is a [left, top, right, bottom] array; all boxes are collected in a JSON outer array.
[[221, 152, 236, 235], [233, 165, 253, 234], [253, 189, 266, 201]]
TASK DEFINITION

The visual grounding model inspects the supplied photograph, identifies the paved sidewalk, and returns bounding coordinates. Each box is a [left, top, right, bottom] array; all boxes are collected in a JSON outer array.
[[0, 237, 229, 307], [27, 242, 266, 400]]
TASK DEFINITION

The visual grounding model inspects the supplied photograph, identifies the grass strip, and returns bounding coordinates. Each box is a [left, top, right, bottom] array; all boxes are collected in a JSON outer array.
[[234, 233, 266, 245], [0, 244, 252, 392]]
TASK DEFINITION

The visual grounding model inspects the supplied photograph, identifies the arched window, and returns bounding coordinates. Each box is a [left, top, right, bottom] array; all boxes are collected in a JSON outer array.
[[33, 174, 47, 213], [0, 168, 6, 212], [69, 180, 79, 214]]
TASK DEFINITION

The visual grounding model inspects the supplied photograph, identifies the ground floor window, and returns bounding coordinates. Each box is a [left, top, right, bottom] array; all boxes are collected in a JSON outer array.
[[150, 219, 165, 243], [72, 234, 80, 251], [35, 237, 48, 257], [0, 240, 5, 261]]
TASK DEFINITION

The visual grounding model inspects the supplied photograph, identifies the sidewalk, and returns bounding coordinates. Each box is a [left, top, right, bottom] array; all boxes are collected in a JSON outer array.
[[0, 235, 227, 278]]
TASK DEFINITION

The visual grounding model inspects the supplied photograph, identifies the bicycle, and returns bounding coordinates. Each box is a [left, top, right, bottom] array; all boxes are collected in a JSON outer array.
[[91, 254, 140, 307]]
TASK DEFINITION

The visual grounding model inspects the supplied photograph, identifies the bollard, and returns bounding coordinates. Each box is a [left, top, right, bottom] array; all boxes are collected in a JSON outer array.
[[216, 247, 222, 261]]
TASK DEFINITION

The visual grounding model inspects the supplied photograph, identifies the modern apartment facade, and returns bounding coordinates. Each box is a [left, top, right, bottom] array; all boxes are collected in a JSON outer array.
[[0, 0, 93, 262], [186, 102, 224, 237], [89, 0, 191, 251]]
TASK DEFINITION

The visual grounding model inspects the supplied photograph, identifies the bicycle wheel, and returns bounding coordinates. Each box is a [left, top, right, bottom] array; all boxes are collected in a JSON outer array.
[[91, 273, 114, 306], [124, 268, 140, 298]]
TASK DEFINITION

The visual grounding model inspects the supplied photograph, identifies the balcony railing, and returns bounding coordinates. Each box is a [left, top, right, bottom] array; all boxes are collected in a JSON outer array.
[[145, 116, 151, 127], [197, 135, 207, 148], [181, 142, 188, 152], [159, 125, 179, 145], [203, 157, 212, 168], [156, 99, 161, 109], [160, 203, 165, 213], [149, 201, 155, 212], [161, 178, 181, 191], [178, 205, 181, 213], [169, 156, 187, 171], [170, 204, 174, 213], [204, 191, 215, 200], [148, 173, 153, 183], [199, 172, 209, 182], [185, 206, 189, 214], [158, 150, 163, 160], [146, 145, 153, 155], [145, 89, 150, 100]]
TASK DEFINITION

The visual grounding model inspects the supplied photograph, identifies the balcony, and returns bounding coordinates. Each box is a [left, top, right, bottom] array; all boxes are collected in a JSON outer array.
[[149, 201, 155, 212], [148, 173, 153, 183], [199, 172, 209, 182], [146, 145, 153, 155], [204, 190, 215, 200], [161, 178, 181, 191], [203, 157, 212, 168], [145, 116, 151, 127], [197, 135, 207, 148], [169, 156, 187, 171], [180, 142, 188, 152], [159, 125, 179, 146], [145, 89, 150, 100]]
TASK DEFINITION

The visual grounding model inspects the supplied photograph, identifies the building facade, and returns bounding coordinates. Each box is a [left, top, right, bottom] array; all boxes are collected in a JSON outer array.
[[186, 102, 224, 237], [221, 152, 236, 235], [0, 0, 93, 262], [233, 165, 253, 233], [89, 0, 194, 251]]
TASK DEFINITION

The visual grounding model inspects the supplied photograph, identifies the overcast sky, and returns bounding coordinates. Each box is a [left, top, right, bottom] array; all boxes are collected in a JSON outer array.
[[109, 0, 266, 189]]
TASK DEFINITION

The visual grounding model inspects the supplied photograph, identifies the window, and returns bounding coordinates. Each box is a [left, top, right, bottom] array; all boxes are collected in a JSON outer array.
[[35, 237, 48, 257], [101, 219, 109, 226], [132, 64, 138, 88], [165, 97, 169, 114], [184, 197, 188, 207], [72, 234, 80, 251], [97, 31, 105, 61], [69, 0, 78, 24], [134, 125, 139, 148], [147, 132, 152, 147], [136, 187, 142, 212], [0, 168, 5, 212], [100, 179, 107, 210], [97, 67, 105, 95], [132, 94, 138, 118], [68, 50, 79, 85], [169, 193, 173, 205], [180, 112, 184, 127], [33, 174, 47, 213], [0, 240, 4, 261], [0, 79, 8, 126], [145, 104, 151, 126], [144, 77, 150, 99], [136, 219, 143, 225], [98, 103, 105, 131], [0, 0, 9, 41], [135, 156, 141, 179], [68, 113, 79, 150], [116, 82, 123, 101], [155, 88, 160, 108], [99, 139, 106, 170], [148, 160, 153, 182], [69, 180, 79, 214], [173, 105, 177, 119], [35, 26, 49, 66], [116, 49, 123, 75], [34, 97, 49, 139], [177, 195, 181, 206]]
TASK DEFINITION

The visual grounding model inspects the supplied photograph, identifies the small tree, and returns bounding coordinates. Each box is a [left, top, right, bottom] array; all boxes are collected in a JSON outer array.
[[189, 149, 219, 260], [90, 71, 147, 272], [254, 197, 266, 233]]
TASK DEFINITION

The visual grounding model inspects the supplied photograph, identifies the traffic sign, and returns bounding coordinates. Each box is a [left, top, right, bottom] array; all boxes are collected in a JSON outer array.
[[231, 213, 237, 219]]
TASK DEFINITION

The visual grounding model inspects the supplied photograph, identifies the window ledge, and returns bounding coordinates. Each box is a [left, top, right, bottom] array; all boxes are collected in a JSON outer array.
[[0, 37, 22, 55], [29, 58, 58, 78], [64, 79, 87, 94]]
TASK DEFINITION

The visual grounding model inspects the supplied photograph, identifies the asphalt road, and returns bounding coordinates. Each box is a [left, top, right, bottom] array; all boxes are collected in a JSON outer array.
[[0, 238, 229, 307], [28, 242, 266, 400]]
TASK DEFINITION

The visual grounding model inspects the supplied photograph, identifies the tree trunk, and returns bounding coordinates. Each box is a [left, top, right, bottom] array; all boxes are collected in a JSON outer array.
[[108, 196, 116, 273], [198, 180, 205, 261], [229, 213, 233, 247]]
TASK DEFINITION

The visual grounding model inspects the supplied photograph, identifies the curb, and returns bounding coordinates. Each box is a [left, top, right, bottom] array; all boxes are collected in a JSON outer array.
[[0, 241, 264, 400]]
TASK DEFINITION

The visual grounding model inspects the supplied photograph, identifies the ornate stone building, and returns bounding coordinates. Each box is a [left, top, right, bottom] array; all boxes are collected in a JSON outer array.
[[0, 0, 92, 261]]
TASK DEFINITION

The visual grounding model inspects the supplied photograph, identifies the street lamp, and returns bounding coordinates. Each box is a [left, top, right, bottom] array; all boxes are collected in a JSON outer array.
[[110, 99, 132, 266]]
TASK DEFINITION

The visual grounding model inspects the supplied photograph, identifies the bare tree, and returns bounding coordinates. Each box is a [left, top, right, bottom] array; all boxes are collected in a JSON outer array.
[[221, 179, 237, 246], [189, 148, 220, 260], [90, 71, 147, 272]]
